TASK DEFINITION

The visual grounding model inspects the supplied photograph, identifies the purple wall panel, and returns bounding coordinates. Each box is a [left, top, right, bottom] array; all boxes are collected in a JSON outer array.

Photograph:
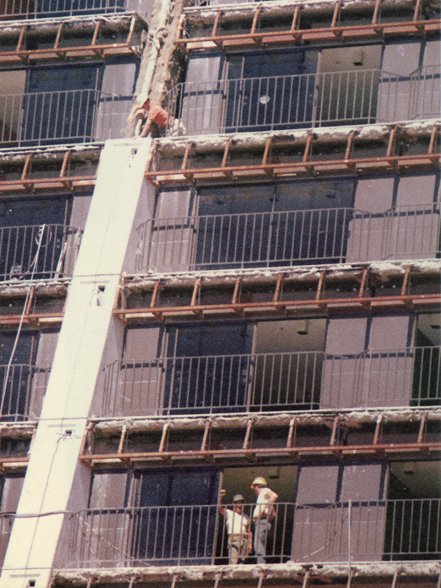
[[364, 316, 413, 407], [321, 315, 413, 409], [150, 188, 194, 272], [108, 326, 164, 417], [320, 317, 367, 409], [292, 464, 387, 562]]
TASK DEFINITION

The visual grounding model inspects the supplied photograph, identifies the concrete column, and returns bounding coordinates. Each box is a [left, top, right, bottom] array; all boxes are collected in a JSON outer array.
[[0, 138, 152, 588]]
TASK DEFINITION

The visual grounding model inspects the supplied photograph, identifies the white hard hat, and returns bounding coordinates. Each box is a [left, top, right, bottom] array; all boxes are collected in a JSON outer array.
[[233, 494, 245, 503], [251, 476, 267, 488]]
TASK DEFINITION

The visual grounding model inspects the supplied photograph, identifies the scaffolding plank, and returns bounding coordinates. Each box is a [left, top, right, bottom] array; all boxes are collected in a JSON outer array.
[[179, 13, 441, 50], [82, 440, 441, 465], [146, 152, 441, 186], [0, 15, 145, 64]]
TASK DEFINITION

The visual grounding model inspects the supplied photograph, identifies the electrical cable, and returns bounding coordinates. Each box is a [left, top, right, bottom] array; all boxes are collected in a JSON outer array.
[[0, 225, 47, 418]]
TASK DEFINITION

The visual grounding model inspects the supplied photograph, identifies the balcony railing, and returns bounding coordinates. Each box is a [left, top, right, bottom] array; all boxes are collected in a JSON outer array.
[[0, 89, 127, 147], [166, 69, 409, 136], [136, 204, 440, 272], [0, 223, 82, 280], [63, 498, 441, 568], [0, 0, 127, 19], [100, 346, 441, 417], [0, 364, 50, 422], [409, 65, 441, 120]]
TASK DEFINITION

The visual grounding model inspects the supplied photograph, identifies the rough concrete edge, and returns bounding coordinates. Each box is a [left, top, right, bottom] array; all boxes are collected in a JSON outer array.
[[154, 119, 441, 155], [0, 281, 69, 299], [122, 259, 441, 291], [53, 560, 441, 585], [91, 407, 441, 436], [184, 0, 433, 24], [0, 144, 103, 163], [0, 11, 147, 33]]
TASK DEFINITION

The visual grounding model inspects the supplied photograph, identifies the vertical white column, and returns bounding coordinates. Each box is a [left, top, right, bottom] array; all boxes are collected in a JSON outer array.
[[0, 138, 152, 588]]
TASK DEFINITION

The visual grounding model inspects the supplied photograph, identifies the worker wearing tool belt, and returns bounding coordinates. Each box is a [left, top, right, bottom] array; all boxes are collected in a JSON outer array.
[[251, 477, 278, 564]]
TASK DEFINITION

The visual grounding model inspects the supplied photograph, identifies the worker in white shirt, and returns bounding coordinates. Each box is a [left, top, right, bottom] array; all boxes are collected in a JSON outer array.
[[219, 489, 252, 564], [250, 477, 278, 564]]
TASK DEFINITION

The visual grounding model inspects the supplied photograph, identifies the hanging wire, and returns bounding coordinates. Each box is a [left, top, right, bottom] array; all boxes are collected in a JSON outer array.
[[0, 224, 46, 419]]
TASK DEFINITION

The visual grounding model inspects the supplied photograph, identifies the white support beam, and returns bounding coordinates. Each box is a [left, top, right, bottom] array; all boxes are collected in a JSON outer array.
[[0, 138, 152, 588]]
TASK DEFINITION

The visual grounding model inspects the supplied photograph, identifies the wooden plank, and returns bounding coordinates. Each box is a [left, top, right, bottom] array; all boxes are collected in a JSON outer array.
[[21, 153, 32, 183], [59, 151, 70, 178], [150, 280, 161, 308], [211, 10, 222, 38], [273, 273, 284, 304], [344, 130, 356, 164], [251, 6, 262, 44], [417, 413, 427, 444], [331, 0, 342, 33], [372, 0, 382, 25], [243, 419, 253, 449], [126, 16, 137, 47], [179, 13, 441, 50], [54, 22, 64, 56], [290, 5, 302, 36], [146, 152, 441, 185], [16, 25, 27, 58]]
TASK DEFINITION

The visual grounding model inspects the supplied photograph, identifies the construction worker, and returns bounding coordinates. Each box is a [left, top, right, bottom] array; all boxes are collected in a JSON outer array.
[[138, 98, 169, 137], [219, 489, 252, 565], [250, 477, 278, 564]]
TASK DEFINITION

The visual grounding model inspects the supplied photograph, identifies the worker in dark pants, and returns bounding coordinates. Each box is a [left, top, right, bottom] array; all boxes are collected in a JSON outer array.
[[138, 98, 169, 138]]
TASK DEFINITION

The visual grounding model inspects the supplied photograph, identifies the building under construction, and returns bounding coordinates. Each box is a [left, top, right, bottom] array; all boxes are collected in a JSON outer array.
[[0, 0, 440, 587]]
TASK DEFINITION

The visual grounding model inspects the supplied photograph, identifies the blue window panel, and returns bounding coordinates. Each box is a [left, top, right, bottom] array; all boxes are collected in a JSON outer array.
[[0, 197, 71, 280], [0, 332, 38, 422], [164, 322, 252, 415], [21, 65, 101, 146], [132, 469, 220, 565], [226, 50, 318, 132]]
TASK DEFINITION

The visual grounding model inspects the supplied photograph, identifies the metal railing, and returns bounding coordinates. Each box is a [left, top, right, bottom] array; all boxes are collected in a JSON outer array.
[[63, 498, 441, 568], [64, 502, 292, 567], [293, 499, 441, 563], [0, 89, 126, 147], [322, 346, 441, 409], [166, 69, 403, 135], [0, 223, 82, 280], [136, 204, 440, 272], [101, 350, 323, 416], [381, 203, 441, 260], [0, 364, 51, 422], [100, 346, 441, 417], [409, 65, 441, 120], [137, 207, 353, 271], [0, 0, 127, 19]]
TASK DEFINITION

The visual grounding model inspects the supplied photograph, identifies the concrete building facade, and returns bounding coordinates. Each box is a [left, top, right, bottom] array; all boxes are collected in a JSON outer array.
[[0, 0, 439, 587]]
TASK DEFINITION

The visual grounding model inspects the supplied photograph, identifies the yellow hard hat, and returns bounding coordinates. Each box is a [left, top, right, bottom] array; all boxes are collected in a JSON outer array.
[[251, 476, 267, 488]]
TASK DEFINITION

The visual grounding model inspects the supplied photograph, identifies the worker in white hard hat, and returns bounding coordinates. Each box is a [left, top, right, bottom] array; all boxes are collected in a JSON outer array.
[[250, 477, 278, 564], [219, 489, 252, 564]]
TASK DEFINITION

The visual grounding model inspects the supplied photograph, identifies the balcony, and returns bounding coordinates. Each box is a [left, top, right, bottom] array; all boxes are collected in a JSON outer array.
[[409, 65, 441, 119], [135, 204, 440, 272], [100, 346, 441, 417], [63, 498, 441, 568], [0, 0, 127, 19], [167, 67, 440, 136], [0, 223, 82, 280], [0, 89, 128, 148], [0, 364, 50, 422]]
